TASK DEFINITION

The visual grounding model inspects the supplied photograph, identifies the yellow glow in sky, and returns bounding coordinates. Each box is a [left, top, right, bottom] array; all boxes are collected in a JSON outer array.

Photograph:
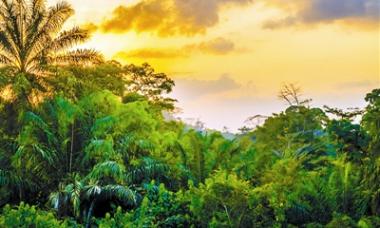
[[51, 0, 380, 131]]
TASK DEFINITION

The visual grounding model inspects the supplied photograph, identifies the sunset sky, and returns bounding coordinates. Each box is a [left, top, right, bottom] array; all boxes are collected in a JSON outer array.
[[50, 0, 379, 131]]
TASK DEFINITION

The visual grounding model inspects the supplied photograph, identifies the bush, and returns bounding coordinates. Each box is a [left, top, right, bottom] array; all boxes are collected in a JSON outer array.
[[0, 203, 78, 228], [326, 213, 356, 228], [97, 183, 189, 228], [358, 216, 380, 228], [183, 171, 263, 227]]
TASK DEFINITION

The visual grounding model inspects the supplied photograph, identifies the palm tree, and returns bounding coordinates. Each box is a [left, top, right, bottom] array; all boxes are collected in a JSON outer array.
[[173, 130, 222, 184], [0, 0, 102, 75], [49, 171, 138, 225]]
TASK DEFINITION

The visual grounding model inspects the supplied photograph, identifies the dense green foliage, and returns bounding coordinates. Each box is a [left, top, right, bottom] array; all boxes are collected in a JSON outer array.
[[0, 1, 379, 227], [0, 60, 378, 227]]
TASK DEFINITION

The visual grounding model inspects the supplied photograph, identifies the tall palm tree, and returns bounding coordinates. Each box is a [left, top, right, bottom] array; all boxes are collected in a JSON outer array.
[[0, 0, 102, 75]]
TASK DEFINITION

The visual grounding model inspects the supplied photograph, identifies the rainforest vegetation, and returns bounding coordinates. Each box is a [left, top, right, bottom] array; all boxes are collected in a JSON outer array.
[[0, 1, 379, 227]]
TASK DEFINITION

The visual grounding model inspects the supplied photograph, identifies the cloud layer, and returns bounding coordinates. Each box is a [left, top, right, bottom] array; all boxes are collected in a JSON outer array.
[[172, 75, 241, 100], [114, 37, 236, 59], [263, 0, 379, 29], [98, 0, 252, 36], [89, 0, 379, 36], [116, 49, 186, 59], [186, 37, 235, 55]]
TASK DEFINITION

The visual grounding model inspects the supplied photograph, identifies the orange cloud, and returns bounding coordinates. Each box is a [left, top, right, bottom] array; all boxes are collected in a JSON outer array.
[[98, 0, 252, 36], [186, 37, 235, 55], [81, 22, 99, 34], [114, 37, 237, 60], [115, 49, 187, 59]]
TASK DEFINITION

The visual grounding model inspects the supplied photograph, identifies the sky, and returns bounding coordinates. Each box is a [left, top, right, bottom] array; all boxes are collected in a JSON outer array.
[[50, 0, 379, 132]]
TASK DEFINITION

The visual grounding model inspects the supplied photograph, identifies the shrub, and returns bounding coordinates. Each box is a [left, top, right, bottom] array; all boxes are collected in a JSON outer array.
[[0, 203, 78, 228]]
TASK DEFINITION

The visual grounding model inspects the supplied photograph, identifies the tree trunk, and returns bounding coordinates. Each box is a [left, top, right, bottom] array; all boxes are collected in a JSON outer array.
[[85, 199, 96, 228], [69, 122, 75, 173]]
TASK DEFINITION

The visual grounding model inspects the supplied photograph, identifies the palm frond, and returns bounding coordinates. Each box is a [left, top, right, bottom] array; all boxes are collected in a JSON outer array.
[[126, 158, 169, 184], [64, 178, 83, 217], [24, 12, 49, 59], [48, 191, 62, 210], [54, 49, 103, 65], [23, 111, 52, 136], [48, 27, 90, 52], [90, 116, 116, 136], [0, 1, 10, 20], [0, 52, 13, 64], [0, 168, 24, 190], [0, 29, 20, 63], [84, 139, 115, 162], [44, 1, 73, 34], [0, 169, 10, 185], [87, 161, 126, 183], [3, 2, 22, 52], [84, 182, 101, 198], [32, 144, 56, 165], [29, 0, 45, 15], [102, 185, 138, 205]]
